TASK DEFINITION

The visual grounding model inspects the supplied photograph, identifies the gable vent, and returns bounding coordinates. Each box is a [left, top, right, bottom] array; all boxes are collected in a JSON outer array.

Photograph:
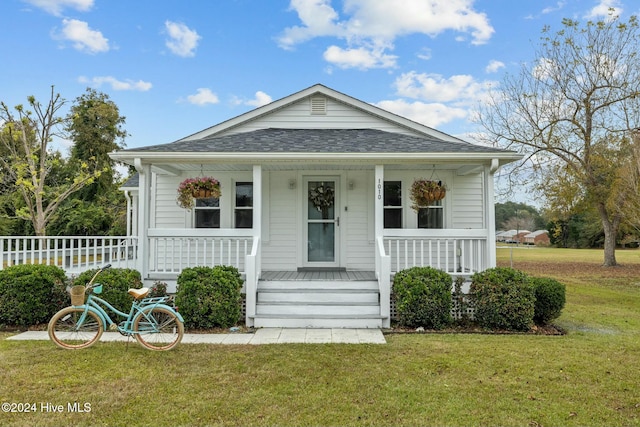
[[310, 96, 327, 115]]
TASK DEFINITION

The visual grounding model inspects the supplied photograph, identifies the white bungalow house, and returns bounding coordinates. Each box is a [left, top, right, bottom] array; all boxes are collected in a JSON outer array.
[[105, 84, 522, 328]]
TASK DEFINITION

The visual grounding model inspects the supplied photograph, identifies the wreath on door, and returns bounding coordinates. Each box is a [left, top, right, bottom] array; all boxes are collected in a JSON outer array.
[[309, 184, 335, 217]]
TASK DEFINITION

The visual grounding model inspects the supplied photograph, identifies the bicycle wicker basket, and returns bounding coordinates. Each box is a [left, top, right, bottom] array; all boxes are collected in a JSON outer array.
[[70, 285, 86, 306]]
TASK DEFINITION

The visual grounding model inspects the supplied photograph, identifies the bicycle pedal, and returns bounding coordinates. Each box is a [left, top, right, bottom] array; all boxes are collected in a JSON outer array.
[[109, 323, 118, 331]]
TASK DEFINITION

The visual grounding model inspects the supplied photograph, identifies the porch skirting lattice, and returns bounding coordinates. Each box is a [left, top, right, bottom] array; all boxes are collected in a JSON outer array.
[[390, 294, 475, 322]]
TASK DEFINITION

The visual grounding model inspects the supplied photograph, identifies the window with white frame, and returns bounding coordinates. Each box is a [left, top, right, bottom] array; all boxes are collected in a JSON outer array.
[[194, 197, 220, 228], [383, 181, 402, 228], [417, 200, 444, 229], [234, 182, 253, 228]]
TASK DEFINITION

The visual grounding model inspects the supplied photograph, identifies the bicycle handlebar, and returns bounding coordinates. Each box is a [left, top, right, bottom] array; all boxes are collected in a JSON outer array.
[[86, 264, 112, 288]]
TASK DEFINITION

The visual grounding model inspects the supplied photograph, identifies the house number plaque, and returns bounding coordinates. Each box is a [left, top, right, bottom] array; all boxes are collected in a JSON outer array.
[[377, 179, 382, 200]]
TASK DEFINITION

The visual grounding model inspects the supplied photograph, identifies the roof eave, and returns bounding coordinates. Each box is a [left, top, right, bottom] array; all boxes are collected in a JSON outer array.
[[110, 151, 524, 164]]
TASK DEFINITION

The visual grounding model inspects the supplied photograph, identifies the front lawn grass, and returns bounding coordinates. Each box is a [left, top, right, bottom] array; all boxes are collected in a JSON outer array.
[[1, 247, 639, 426]]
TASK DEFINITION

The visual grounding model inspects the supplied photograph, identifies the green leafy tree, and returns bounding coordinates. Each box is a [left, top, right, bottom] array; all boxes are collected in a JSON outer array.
[[67, 88, 127, 201], [478, 14, 640, 266], [0, 87, 104, 236]]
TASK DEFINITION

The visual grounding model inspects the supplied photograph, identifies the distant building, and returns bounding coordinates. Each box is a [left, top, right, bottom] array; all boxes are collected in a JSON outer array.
[[523, 230, 550, 245], [496, 229, 531, 244]]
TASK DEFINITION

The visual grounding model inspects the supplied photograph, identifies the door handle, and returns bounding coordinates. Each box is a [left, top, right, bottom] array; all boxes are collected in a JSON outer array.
[[336, 217, 340, 226]]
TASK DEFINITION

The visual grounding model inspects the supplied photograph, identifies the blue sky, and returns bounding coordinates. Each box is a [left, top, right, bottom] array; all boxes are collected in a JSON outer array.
[[0, 0, 634, 154]]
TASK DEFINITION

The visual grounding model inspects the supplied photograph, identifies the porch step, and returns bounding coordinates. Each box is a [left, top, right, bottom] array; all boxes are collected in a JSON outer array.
[[253, 315, 383, 329], [253, 279, 383, 328], [258, 280, 378, 290]]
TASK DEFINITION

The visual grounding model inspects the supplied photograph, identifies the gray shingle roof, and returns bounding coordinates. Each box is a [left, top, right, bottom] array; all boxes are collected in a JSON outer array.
[[121, 173, 139, 188], [126, 128, 512, 154]]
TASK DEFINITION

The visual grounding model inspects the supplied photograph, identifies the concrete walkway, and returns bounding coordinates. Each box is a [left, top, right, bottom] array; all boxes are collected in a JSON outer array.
[[6, 328, 386, 345]]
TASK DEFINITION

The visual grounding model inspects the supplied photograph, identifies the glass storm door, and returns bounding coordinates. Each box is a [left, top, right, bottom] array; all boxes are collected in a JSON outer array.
[[306, 178, 339, 266]]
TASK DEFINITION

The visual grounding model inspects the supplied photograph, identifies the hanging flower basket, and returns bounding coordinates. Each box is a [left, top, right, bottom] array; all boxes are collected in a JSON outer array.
[[177, 176, 221, 209], [410, 179, 446, 212]]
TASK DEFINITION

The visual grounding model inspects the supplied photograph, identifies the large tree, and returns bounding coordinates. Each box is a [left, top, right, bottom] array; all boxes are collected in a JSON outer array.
[[67, 88, 127, 201], [478, 14, 640, 266], [0, 87, 105, 236]]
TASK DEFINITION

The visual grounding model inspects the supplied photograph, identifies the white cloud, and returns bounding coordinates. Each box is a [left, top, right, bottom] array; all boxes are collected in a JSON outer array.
[[246, 91, 273, 107], [323, 44, 397, 69], [584, 0, 623, 19], [22, 0, 93, 16], [416, 47, 432, 61], [485, 60, 505, 73], [375, 99, 467, 128], [394, 71, 491, 104], [373, 70, 499, 128], [164, 21, 201, 57], [541, 1, 565, 14], [280, 0, 494, 47], [187, 88, 219, 106], [78, 76, 152, 91], [278, 0, 494, 69], [231, 91, 273, 107], [278, 0, 342, 48], [58, 18, 109, 54]]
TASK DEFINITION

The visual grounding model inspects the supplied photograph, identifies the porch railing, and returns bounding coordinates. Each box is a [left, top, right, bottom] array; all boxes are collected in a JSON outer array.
[[375, 236, 391, 328], [0, 236, 138, 273], [147, 229, 254, 275], [244, 237, 261, 327], [382, 229, 488, 276]]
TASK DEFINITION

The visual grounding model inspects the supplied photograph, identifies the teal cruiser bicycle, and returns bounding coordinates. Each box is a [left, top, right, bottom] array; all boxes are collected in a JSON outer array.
[[48, 264, 184, 351]]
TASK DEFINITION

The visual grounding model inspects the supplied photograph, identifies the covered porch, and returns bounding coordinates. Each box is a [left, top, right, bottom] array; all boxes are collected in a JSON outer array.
[[1, 159, 498, 328]]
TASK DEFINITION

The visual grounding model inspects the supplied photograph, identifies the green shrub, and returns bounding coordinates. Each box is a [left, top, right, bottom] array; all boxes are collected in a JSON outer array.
[[531, 277, 566, 325], [72, 267, 142, 314], [175, 266, 243, 329], [0, 264, 68, 327], [470, 267, 535, 331], [393, 266, 452, 329]]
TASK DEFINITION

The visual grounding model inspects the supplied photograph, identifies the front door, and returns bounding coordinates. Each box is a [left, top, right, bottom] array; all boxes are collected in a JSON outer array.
[[305, 178, 339, 267]]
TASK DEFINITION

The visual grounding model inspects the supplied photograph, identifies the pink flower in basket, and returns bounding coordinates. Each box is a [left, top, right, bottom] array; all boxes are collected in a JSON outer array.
[[177, 176, 221, 209]]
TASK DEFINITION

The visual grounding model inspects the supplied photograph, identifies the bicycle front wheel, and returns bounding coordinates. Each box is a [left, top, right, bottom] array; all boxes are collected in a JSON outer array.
[[133, 307, 184, 351], [48, 307, 104, 349]]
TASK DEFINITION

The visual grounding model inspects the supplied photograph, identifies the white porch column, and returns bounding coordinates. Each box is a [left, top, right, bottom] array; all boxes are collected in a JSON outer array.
[[374, 164, 391, 327], [245, 164, 262, 327], [374, 165, 384, 241], [253, 164, 262, 272], [134, 159, 150, 278], [484, 159, 499, 269]]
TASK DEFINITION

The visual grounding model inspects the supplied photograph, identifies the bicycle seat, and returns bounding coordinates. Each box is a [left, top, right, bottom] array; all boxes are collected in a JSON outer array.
[[128, 287, 150, 299]]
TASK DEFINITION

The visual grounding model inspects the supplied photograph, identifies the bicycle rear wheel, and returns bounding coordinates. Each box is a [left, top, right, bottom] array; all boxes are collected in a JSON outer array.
[[133, 307, 184, 351], [48, 307, 104, 349]]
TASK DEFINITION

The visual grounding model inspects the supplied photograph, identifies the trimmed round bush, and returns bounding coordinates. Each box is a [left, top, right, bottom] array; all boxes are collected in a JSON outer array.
[[175, 265, 243, 329], [393, 266, 452, 329], [0, 264, 68, 327], [531, 277, 566, 325], [470, 267, 535, 331], [72, 267, 142, 314]]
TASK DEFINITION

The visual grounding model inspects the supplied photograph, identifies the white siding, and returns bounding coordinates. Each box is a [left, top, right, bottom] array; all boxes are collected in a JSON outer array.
[[154, 173, 189, 228], [261, 171, 298, 270], [451, 173, 485, 229], [218, 97, 424, 137], [344, 171, 374, 270], [154, 171, 253, 229]]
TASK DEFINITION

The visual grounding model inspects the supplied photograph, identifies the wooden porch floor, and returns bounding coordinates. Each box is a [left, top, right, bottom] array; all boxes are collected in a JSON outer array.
[[261, 270, 376, 281]]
